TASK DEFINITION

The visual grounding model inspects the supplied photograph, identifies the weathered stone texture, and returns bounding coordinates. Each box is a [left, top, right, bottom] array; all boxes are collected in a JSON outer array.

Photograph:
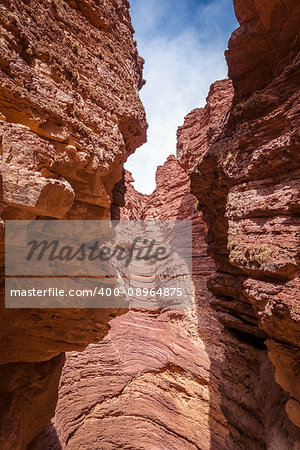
[[45, 156, 229, 449], [1, 0, 299, 448], [178, 0, 300, 446], [0, 0, 146, 447]]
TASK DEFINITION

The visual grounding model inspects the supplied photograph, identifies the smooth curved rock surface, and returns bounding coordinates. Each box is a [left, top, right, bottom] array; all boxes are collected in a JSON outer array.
[[44, 156, 229, 449]]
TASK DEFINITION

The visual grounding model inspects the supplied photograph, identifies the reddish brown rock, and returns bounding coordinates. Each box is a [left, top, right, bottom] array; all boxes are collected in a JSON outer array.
[[0, 354, 65, 450], [178, 0, 300, 445], [177, 79, 234, 173], [0, 0, 147, 222], [45, 156, 229, 449], [41, 0, 300, 444], [1, 0, 299, 448], [0, 0, 146, 447], [111, 169, 146, 220], [227, 0, 300, 100]]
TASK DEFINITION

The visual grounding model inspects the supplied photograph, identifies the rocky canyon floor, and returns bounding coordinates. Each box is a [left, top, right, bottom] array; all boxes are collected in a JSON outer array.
[[0, 0, 299, 449]]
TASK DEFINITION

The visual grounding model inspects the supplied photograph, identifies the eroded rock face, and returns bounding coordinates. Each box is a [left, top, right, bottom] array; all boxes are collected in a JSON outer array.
[[228, 0, 300, 100], [0, 354, 65, 450], [1, 0, 299, 448], [0, 0, 146, 221], [44, 156, 229, 449], [178, 0, 300, 445], [0, 0, 146, 447], [177, 79, 234, 173]]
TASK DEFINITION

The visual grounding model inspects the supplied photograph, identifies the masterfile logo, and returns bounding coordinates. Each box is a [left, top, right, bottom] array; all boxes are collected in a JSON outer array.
[[5, 220, 193, 309], [26, 236, 171, 267]]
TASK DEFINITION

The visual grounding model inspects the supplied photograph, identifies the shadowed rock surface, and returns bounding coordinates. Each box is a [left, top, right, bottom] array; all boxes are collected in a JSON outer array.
[[177, 0, 300, 446]]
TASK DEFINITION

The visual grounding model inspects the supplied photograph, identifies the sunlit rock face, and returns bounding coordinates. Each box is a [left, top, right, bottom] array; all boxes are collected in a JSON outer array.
[[0, 0, 146, 447], [44, 156, 230, 449], [178, 0, 300, 446], [177, 79, 234, 174], [1, 0, 299, 448]]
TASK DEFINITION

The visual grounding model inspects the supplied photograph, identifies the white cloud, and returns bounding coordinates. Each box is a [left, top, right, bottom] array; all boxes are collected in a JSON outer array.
[[125, 0, 237, 194]]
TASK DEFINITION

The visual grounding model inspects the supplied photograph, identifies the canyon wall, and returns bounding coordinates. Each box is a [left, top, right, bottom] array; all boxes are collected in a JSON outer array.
[[178, 0, 300, 446], [44, 156, 230, 449], [0, 0, 146, 448], [0, 0, 299, 448], [48, 59, 299, 448]]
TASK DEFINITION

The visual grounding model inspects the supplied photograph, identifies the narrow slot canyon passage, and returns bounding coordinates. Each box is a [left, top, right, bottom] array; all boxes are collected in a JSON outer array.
[[0, 1, 299, 449], [43, 156, 227, 449]]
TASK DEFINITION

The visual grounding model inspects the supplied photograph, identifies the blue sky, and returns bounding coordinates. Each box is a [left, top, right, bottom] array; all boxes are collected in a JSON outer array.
[[125, 0, 238, 193]]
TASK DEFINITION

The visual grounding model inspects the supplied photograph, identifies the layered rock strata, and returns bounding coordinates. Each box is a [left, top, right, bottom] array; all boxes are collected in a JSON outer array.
[[44, 156, 229, 449], [178, 0, 300, 446], [0, 0, 146, 447], [1, 0, 299, 448]]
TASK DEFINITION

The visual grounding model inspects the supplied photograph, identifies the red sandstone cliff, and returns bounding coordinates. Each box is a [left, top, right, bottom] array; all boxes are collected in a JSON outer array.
[[51, 59, 300, 447], [43, 0, 300, 447], [0, 1, 146, 448], [177, 0, 300, 446], [0, 0, 299, 448]]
